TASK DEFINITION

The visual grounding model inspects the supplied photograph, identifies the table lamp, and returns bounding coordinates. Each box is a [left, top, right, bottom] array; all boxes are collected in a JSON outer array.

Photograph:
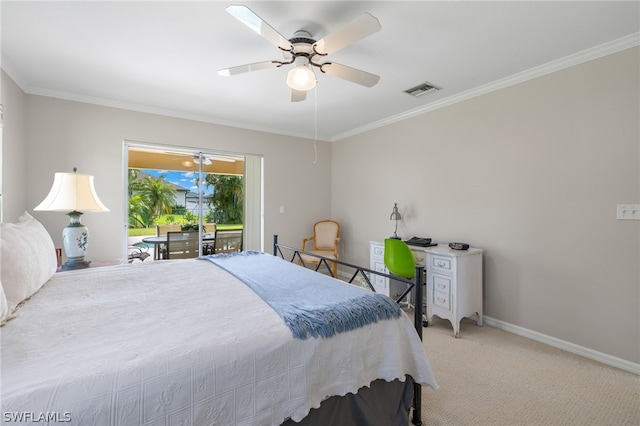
[[34, 168, 109, 270], [389, 202, 402, 239]]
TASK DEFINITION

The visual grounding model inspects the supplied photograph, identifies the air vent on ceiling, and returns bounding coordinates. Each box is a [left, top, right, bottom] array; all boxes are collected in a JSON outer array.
[[404, 82, 441, 97]]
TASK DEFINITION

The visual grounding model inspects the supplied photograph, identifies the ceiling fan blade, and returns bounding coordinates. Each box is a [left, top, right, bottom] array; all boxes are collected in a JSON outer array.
[[291, 89, 307, 102], [321, 63, 380, 87], [313, 13, 381, 55], [207, 155, 236, 163], [226, 5, 293, 52], [218, 60, 280, 76]]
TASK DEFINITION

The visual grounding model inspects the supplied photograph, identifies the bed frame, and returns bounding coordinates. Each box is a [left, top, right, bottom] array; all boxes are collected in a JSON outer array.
[[272, 235, 426, 426]]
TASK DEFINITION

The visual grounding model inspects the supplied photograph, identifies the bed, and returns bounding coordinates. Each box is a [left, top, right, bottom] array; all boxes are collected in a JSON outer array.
[[0, 213, 438, 425]]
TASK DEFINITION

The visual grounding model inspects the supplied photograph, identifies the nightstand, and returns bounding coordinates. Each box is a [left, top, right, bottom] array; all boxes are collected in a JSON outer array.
[[56, 259, 123, 273]]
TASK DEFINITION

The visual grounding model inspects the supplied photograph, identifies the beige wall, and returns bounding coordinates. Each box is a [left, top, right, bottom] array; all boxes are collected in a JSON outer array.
[[1, 70, 28, 221], [331, 47, 640, 364], [1, 79, 332, 261], [2, 48, 638, 366]]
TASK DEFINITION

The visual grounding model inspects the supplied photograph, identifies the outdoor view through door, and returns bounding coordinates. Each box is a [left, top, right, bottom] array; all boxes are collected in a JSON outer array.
[[125, 145, 252, 261]]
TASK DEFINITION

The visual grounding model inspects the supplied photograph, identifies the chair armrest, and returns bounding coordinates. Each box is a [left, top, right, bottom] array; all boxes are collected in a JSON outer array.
[[302, 237, 315, 249]]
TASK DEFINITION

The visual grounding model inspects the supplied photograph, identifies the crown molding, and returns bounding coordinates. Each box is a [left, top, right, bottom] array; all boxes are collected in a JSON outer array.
[[25, 86, 326, 141], [332, 32, 640, 142], [4, 32, 638, 144], [0, 58, 328, 142]]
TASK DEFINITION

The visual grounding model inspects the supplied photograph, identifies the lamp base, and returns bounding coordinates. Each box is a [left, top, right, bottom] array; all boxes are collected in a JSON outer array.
[[61, 259, 91, 270], [61, 210, 91, 271]]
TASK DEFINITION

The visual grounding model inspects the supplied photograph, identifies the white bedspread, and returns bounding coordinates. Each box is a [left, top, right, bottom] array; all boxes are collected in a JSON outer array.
[[1, 258, 437, 425]]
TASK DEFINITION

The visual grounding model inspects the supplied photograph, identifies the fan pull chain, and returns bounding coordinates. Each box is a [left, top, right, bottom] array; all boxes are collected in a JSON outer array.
[[313, 83, 318, 164]]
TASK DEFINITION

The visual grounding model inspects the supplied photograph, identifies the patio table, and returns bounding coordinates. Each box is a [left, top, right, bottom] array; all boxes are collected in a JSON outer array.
[[142, 233, 217, 260]]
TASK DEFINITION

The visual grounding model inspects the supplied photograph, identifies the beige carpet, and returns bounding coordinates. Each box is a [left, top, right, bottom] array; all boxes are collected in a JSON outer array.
[[419, 317, 640, 426]]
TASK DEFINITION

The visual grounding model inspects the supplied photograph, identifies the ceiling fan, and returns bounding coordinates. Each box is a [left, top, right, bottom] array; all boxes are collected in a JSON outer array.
[[218, 5, 382, 102], [171, 154, 236, 167]]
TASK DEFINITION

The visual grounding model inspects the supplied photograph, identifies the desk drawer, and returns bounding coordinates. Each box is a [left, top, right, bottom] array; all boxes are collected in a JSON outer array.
[[372, 245, 384, 258], [372, 260, 387, 292], [430, 254, 453, 275], [433, 291, 451, 310], [412, 251, 426, 265], [432, 274, 451, 295]]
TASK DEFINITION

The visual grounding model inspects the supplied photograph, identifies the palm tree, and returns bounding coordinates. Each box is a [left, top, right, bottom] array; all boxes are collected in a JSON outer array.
[[128, 193, 153, 228], [204, 175, 243, 224], [128, 169, 149, 228], [137, 176, 177, 219], [128, 169, 142, 196]]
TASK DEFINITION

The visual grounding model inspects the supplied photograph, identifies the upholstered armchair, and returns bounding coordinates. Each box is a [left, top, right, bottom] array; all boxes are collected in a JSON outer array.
[[300, 220, 340, 277]]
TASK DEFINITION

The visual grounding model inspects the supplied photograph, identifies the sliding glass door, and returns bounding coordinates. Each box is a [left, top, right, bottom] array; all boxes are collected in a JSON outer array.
[[123, 142, 263, 260]]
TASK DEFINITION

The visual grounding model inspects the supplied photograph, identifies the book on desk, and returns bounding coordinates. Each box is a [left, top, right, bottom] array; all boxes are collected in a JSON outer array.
[[405, 237, 438, 247]]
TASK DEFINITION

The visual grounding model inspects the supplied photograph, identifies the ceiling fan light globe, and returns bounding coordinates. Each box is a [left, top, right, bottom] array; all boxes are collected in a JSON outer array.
[[286, 65, 316, 91]]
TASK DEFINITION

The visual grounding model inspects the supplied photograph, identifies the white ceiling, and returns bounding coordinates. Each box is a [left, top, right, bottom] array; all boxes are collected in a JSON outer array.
[[2, 1, 639, 141]]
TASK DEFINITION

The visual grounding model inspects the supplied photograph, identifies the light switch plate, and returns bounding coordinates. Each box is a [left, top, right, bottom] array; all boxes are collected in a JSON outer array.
[[617, 204, 640, 220]]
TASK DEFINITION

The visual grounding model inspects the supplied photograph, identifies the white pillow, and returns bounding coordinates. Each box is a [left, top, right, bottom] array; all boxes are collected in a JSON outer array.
[[0, 281, 11, 325], [1, 212, 57, 313]]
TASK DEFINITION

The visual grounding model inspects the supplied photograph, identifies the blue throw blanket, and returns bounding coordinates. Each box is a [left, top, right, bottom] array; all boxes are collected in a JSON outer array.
[[201, 251, 401, 340]]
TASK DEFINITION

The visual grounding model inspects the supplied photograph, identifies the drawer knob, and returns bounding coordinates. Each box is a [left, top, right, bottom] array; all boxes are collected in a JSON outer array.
[[437, 261, 446, 267], [437, 283, 446, 289], [437, 297, 446, 303]]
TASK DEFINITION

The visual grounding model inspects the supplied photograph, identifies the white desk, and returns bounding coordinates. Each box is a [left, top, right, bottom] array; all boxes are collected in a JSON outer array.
[[370, 241, 484, 337]]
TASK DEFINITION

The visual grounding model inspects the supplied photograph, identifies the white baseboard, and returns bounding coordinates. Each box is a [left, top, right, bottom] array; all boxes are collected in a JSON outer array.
[[483, 316, 640, 376], [337, 269, 640, 376]]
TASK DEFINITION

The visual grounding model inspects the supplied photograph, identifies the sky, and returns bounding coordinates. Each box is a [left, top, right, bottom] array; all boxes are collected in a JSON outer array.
[[142, 169, 213, 195]]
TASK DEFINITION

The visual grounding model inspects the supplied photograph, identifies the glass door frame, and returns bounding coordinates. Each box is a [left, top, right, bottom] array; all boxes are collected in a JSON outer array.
[[122, 141, 263, 260]]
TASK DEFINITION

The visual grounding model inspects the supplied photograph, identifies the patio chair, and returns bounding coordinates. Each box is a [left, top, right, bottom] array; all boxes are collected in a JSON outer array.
[[166, 231, 200, 259], [203, 223, 217, 255], [128, 243, 151, 263], [213, 230, 243, 254], [156, 224, 182, 259], [156, 223, 182, 236]]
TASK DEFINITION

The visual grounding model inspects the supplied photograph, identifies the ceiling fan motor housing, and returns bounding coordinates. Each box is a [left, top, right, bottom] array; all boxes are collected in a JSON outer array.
[[282, 30, 318, 62], [289, 30, 316, 45]]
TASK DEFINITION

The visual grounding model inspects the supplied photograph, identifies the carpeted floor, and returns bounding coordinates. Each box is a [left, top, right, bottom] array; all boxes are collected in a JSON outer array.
[[420, 317, 640, 426]]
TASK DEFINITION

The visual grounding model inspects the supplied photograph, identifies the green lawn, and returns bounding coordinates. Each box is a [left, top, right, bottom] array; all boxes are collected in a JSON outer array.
[[129, 228, 157, 237], [128, 217, 243, 237]]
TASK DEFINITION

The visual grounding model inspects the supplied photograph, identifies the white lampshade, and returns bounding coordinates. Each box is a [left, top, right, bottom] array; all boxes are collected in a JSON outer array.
[[286, 60, 316, 91], [34, 170, 108, 270], [34, 172, 109, 213]]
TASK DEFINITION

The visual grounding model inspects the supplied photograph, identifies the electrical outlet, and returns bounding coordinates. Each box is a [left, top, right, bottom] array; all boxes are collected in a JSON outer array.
[[617, 204, 640, 220], [279, 206, 285, 214]]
